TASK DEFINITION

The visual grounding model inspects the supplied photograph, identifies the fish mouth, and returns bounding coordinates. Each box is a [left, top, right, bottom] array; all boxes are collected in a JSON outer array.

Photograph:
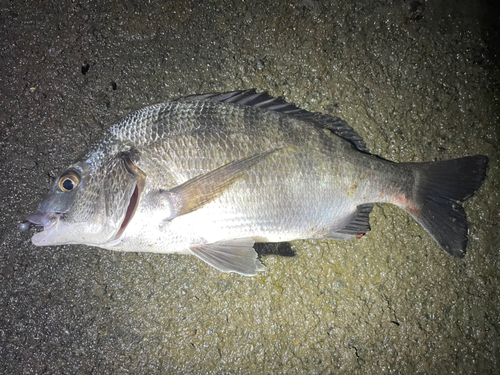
[[26, 211, 59, 229], [23, 211, 60, 245]]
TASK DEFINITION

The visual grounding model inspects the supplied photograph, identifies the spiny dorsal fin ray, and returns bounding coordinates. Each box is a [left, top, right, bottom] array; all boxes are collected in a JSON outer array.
[[178, 89, 369, 153]]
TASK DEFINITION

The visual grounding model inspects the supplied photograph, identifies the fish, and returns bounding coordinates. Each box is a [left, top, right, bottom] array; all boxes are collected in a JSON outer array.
[[21, 90, 489, 276]]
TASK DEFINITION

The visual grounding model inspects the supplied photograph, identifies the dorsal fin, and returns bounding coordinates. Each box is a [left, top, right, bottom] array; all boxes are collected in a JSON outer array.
[[178, 89, 369, 153]]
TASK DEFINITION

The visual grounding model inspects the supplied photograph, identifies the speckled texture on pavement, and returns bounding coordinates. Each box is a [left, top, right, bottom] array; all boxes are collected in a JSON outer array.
[[1, 1, 499, 374]]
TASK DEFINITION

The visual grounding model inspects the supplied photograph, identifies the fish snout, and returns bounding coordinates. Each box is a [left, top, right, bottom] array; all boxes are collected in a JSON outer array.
[[20, 211, 59, 232]]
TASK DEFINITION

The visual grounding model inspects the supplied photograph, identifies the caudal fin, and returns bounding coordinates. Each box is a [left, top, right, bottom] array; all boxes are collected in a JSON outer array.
[[405, 156, 488, 257]]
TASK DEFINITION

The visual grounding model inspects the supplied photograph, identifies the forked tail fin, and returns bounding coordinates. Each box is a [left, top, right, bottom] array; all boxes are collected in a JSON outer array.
[[404, 156, 488, 257]]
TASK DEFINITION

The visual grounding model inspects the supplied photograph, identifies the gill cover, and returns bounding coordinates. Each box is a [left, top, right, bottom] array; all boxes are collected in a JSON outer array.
[[26, 153, 142, 246]]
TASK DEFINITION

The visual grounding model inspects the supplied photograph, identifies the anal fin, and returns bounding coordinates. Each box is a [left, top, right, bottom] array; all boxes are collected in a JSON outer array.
[[190, 238, 265, 276], [326, 203, 373, 240]]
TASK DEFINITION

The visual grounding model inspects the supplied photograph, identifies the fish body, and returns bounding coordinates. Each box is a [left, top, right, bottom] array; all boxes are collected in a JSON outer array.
[[23, 90, 489, 275]]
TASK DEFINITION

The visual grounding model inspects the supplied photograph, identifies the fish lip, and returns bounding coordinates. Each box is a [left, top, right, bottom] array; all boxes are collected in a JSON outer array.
[[27, 211, 59, 228], [26, 211, 60, 236], [24, 211, 62, 246]]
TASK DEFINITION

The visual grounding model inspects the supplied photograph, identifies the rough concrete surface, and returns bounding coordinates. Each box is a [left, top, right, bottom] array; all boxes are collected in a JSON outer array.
[[1, 0, 499, 374]]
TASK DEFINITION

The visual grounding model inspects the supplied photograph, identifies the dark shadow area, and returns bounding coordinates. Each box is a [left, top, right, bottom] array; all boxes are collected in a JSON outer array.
[[254, 242, 296, 257]]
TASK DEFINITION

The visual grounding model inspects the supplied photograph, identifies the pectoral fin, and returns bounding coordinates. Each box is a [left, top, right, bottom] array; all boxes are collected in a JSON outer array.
[[190, 238, 265, 276], [161, 150, 278, 220]]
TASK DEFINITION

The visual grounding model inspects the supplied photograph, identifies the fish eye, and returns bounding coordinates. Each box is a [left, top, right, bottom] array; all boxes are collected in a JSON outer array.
[[58, 171, 81, 192]]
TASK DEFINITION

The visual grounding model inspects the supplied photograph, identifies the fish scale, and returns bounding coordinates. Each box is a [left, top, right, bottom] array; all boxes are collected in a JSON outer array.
[[22, 90, 488, 276], [109, 103, 389, 247]]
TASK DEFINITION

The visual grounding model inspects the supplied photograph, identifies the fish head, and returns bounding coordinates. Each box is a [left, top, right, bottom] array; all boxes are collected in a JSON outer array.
[[25, 152, 141, 247]]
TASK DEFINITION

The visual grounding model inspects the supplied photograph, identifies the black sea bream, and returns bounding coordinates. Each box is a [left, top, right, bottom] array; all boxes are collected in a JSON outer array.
[[22, 90, 489, 275]]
